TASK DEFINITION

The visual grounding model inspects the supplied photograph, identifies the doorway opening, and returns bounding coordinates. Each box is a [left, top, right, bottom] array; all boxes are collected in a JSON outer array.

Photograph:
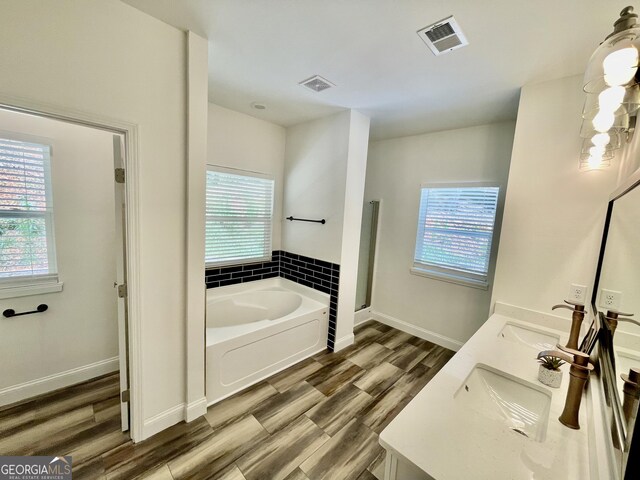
[[0, 106, 132, 438]]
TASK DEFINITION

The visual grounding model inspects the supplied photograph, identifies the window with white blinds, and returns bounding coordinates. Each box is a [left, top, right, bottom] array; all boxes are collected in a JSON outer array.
[[206, 166, 274, 267], [412, 184, 499, 288], [0, 137, 58, 285]]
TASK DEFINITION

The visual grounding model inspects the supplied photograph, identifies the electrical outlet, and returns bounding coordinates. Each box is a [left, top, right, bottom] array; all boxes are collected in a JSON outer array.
[[600, 289, 622, 311], [569, 284, 587, 305]]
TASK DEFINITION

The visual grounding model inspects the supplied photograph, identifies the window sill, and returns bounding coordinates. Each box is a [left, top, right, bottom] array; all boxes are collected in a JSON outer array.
[[206, 255, 273, 269], [410, 267, 489, 290], [0, 282, 64, 299]]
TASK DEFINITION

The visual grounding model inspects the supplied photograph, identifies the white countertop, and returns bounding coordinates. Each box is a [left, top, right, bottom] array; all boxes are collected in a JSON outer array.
[[379, 309, 591, 480]]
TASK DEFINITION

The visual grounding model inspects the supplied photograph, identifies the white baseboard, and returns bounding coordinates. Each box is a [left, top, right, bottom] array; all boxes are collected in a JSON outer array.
[[354, 308, 373, 326], [142, 403, 185, 440], [372, 311, 463, 351], [184, 397, 207, 423], [333, 333, 355, 352], [0, 357, 119, 408]]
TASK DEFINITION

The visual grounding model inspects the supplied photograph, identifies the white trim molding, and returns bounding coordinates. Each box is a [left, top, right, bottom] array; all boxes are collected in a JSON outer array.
[[0, 93, 143, 443], [333, 333, 355, 352], [354, 307, 374, 326], [0, 357, 119, 407], [184, 397, 208, 423], [142, 404, 186, 440], [0, 281, 63, 299], [185, 30, 208, 430], [372, 310, 463, 351]]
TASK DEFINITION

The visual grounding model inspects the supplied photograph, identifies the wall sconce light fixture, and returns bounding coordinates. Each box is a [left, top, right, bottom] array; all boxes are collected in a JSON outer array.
[[580, 6, 640, 170]]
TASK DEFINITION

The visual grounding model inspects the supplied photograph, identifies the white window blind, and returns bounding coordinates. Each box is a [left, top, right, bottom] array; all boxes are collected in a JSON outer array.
[[0, 137, 57, 284], [413, 185, 499, 288], [206, 167, 274, 267]]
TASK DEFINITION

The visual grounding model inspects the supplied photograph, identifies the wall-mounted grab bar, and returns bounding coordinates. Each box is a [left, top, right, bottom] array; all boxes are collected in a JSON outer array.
[[3, 304, 48, 318], [286, 216, 326, 224]]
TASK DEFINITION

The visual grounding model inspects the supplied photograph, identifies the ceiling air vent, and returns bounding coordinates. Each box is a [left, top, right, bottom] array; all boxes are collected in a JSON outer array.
[[417, 16, 468, 56], [299, 75, 335, 92]]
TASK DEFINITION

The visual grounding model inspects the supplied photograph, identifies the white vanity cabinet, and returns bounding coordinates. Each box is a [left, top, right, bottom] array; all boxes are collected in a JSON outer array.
[[383, 453, 433, 480]]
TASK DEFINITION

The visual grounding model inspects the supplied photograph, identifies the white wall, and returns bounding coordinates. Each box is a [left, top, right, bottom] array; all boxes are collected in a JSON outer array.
[[492, 75, 619, 319], [282, 111, 351, 263], [208, 103, 286, 249], [366, 122, 515, 347], [282, 110, 370, 349], [0, 110, 118, 403], [0, 0, 192, 438]]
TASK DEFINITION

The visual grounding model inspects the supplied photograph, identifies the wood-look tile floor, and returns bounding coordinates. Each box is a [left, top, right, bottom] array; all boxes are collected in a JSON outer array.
[[0, 321, 454, 480]]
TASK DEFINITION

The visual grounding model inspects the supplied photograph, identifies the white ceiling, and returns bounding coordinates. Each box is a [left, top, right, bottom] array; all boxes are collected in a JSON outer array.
[[122, 0, 624, 139]]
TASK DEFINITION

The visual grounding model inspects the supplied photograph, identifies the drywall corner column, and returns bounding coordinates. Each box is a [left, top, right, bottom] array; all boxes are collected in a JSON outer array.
[[185, 31, 208, 422], [335, 111, 371, 350]]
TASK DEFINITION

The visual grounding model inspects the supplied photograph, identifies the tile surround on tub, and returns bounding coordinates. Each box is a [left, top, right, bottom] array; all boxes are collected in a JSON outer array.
[[205, 250, 340, 349]]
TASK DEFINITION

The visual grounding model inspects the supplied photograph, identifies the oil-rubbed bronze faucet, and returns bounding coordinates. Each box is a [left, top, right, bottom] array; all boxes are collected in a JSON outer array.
[[552, 300, 587, 350], [621, 368, 640, 424], [537, 345, 594, 429], [604, 310, 640, 335]]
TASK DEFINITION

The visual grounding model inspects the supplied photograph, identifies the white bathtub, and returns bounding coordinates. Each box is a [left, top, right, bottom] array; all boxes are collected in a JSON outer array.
[[206, 277, 329, 404]]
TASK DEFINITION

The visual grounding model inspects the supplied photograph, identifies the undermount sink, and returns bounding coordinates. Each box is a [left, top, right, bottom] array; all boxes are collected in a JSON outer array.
[[499, 323, 559, 351], [454, 364, 552, 442]]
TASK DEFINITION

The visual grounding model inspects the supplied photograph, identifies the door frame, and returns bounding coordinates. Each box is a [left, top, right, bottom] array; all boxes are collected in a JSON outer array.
[[0, 94, 143, 442]]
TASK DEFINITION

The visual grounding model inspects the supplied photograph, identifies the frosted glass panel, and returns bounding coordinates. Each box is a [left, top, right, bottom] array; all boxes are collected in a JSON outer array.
[[355, 201, 378, 310]]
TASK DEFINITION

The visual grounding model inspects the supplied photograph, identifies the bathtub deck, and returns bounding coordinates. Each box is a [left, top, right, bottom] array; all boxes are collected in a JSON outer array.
[[0, 321, 454, 480]]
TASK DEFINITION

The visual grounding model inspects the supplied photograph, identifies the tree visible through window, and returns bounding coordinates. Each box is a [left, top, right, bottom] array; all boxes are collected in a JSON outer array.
[[205, 166, 274, 267], [413, 184, 499, 288], [0, 137, 57, 284]]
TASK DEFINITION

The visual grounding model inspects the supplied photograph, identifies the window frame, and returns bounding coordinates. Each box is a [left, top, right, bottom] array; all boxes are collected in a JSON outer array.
[[410, 181, 500, 290], [0, 131, 62, 298], [205, 164, 275, 269]]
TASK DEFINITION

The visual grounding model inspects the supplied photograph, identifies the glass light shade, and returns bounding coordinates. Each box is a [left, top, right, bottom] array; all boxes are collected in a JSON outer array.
[[579, 144, 614, 170], [580, 146, 614, 162], [581, 133, 622, 156], [584, 28, 640, 93], [582, 83, 640, 119], [579, 110, 629, 138], [579, 155, 612, 170]]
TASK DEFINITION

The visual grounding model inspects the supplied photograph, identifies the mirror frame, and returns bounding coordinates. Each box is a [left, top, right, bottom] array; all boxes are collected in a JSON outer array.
[[592, 168, 640, 479]]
